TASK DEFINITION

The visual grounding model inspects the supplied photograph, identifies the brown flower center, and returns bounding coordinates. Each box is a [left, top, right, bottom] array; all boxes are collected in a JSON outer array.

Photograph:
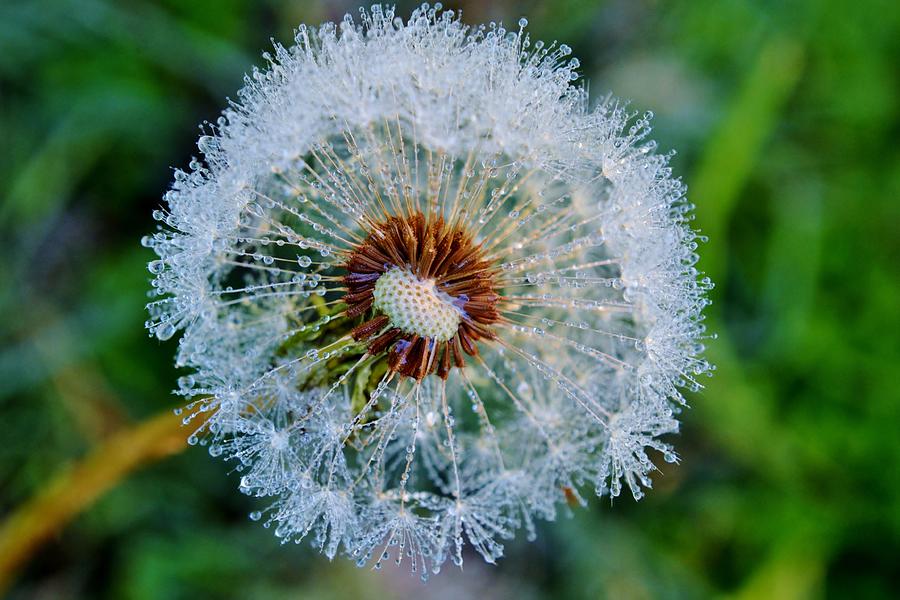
[[341, 211, 500, 380]]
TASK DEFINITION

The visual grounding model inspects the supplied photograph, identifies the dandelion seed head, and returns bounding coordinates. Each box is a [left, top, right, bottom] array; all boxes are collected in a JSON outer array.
[[146, 4, 712, 577]]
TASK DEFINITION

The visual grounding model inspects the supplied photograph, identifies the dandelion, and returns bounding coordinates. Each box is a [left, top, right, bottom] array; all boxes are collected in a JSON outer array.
[[145, 5, 712, 578]]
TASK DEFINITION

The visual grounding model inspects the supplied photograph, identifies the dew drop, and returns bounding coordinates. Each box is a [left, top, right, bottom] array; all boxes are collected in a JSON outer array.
[[155, 323, 176, 341]]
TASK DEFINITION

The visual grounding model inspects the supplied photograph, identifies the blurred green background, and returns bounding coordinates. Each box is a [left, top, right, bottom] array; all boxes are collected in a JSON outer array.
[[1, 0, 898, 598]]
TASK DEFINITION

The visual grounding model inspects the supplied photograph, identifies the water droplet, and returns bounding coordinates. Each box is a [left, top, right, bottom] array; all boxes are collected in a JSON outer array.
[[155, 323, 176, 341]]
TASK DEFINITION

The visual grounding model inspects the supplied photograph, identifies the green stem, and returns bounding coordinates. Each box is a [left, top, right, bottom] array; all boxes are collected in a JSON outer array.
[[0, 409, 202, 595]]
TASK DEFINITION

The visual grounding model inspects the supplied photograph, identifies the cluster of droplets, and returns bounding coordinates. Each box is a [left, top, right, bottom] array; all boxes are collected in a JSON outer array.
[[145, 5, 712, 578]]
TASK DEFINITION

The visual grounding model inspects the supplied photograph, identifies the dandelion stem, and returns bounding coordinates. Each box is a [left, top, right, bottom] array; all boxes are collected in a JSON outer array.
[[0, 408, 206, 594]]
